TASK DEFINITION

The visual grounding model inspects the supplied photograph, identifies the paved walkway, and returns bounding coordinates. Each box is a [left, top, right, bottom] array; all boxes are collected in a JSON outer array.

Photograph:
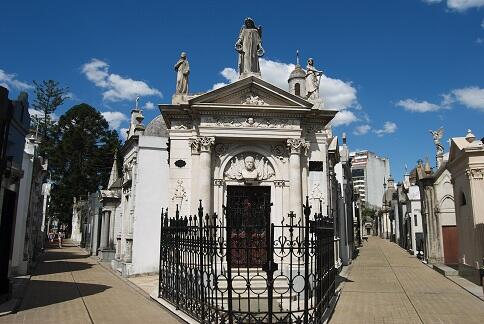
[[330, 237, 484, 324], [0, 242, 180, 324]]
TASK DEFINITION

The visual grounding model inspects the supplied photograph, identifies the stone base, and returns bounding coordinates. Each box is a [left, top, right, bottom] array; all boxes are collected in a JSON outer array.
[[172, 94, 188, 104], [98, 249, 115, 262], [459, 263, 482, 286]]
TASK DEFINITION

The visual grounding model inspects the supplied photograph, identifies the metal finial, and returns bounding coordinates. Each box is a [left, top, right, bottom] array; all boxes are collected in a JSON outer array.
[[135, 96, 140, 109], [296, 50, 300, 66]]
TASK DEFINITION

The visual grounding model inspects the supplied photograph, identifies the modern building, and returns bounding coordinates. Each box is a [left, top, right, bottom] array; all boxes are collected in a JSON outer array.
[[350, 150, 390, 209], [448, 130, 484, 285]]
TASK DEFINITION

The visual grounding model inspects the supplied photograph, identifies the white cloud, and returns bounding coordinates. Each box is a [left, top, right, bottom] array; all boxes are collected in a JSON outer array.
[[396, 99, 442, 112], [353, 124, 371, 135], [373, 121, 397, 137], [331, 110, 358, 127], [0, 69, 33, 91], [451, 86, 484, 111], [101, 111, 129, 129], [213, 58, 358, 111], [82, 59, 162, 102], [143, 101, 156, 110], [422, 0, 484, 10], [119, 128, 129, 141], [28, 108, 59, 122], [447, 0, 484, 11]]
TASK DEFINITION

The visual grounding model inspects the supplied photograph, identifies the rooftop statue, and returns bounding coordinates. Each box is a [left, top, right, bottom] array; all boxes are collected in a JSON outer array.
[[235, 18, 264, 78], [429, 127, 444, 156], [305, 58, 323, 100], [174, 52, 189, 95]]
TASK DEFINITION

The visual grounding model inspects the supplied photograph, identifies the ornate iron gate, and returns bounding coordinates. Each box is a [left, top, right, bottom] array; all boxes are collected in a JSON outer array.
[[159, 197, 335, 323]]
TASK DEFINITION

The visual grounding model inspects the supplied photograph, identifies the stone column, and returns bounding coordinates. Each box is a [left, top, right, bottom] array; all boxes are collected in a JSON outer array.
[[100, 210, 111, 249], [287, 139, 308, 218], [198, 137, 215, 214]]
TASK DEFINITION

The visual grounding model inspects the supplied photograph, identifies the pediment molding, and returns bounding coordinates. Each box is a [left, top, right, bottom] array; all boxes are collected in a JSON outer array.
[[190, 76, 313, 109]]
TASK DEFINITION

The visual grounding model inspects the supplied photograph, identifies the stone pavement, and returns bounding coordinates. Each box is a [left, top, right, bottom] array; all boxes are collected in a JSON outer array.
[[330, 237, 484, 324], [0, 242, 180, 324]]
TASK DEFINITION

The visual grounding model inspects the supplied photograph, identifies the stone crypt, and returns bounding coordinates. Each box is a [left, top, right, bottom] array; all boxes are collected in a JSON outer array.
[[155, 18, 340, 322]]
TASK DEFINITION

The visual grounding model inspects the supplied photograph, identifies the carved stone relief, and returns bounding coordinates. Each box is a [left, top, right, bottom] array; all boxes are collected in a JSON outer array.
[[242, 94, 267, 106], [224, 152, 275, 181], [271, 144, 288, 162], [203, 116, 298, 129], [287, 138, 309, 155], [466, 168, 484, 180], [172, 180, 188, 204]]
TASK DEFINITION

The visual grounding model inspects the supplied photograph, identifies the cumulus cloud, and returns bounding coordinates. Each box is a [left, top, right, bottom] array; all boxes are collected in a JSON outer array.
[[447, 0, 484, 11], [423, 0, 484, 10], [396, 99, 442, 112], [144, 101, 156, 110], [331, 110, 358, 127], [28, 108, 59, 122], [212, 58, 358, 111], [373, 121, 397, 137], [82, 59, 161, 102], [353, 124, 371, 136], [451, 86, 484, 111], [0, 69, 33, 91], [101, 111, 129, 129], [119, 128, 129, 141]]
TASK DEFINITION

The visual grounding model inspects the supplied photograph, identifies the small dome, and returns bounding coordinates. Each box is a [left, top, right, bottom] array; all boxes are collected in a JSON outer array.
[[288, 64, 305, 80], [144, 115, 168, 137]]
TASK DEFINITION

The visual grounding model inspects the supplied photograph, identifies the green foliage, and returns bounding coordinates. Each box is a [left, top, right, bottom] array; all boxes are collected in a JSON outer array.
[[31, 80, 69, 156], [361, 207, 376, 223], [48, 103, 120, 224]]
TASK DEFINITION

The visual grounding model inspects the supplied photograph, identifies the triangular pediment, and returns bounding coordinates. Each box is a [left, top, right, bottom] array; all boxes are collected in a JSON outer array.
[[189, 76, 313, 108]]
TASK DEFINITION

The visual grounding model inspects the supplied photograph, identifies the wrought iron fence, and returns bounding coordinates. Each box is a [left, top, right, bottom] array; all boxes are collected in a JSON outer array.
[[158, 197, 335, 323]]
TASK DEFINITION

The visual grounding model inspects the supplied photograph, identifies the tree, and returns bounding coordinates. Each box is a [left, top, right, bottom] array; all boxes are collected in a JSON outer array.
[[361, 207, 376, 224], [31, 80, 69, 147], [48, 103, 120, 225]]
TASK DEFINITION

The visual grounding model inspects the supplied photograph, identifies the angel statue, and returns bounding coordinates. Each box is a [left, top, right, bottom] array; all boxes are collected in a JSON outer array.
[[235, 18, 264, 78], [429, 127, 444, 155]]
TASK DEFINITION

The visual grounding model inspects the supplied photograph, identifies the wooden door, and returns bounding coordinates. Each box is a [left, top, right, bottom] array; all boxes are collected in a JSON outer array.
[[442, 225, 459, 265], [226, 186, 271, 268]]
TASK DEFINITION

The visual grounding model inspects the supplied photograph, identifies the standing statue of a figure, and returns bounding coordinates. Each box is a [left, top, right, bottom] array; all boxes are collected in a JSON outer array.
[[305, 58, 323, 100], [174, 52, 189, 95], [235, 18, 264, 78], [429, 127, 444, 155]]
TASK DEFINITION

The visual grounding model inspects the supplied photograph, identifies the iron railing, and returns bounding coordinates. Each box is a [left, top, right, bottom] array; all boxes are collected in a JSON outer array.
[[158, 197, 335, 323]]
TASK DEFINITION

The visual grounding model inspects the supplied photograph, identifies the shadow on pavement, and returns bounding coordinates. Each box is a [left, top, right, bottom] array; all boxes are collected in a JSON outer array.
[[17, 280, 110, 312], [33, 260, 93, 276]]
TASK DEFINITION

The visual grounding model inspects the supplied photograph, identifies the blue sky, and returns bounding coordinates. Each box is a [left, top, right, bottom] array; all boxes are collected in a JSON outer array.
[[1, 0, 483, 181]]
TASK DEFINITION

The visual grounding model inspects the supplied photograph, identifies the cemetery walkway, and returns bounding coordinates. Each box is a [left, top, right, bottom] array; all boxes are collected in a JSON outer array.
[[0, 242, 180, 324], [330, 237, 484, 324]]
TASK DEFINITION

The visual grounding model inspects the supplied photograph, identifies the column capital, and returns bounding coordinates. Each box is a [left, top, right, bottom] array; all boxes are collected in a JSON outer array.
[[287, 138, 309, 155], [198, 136, 215, 153], [189, 138, 200, 154]]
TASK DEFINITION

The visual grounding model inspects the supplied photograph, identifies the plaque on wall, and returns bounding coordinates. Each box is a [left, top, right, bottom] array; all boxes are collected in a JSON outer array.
[[309, 161, 324, 172], [175, 159, 187, 168]]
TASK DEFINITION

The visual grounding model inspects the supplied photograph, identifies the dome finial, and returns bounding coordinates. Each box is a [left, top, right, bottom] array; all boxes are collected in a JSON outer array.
[[296, 50, 300, 66]]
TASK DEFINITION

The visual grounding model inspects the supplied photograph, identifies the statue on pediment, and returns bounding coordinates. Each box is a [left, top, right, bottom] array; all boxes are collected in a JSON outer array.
[[306, 58, 323, 100], [235, 18, 264, 78], [225, 153, 275, 181], [174, 52, 189, 95]]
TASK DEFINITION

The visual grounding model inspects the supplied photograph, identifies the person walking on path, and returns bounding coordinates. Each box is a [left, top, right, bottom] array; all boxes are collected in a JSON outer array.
[[57, 230, 64, 248]]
